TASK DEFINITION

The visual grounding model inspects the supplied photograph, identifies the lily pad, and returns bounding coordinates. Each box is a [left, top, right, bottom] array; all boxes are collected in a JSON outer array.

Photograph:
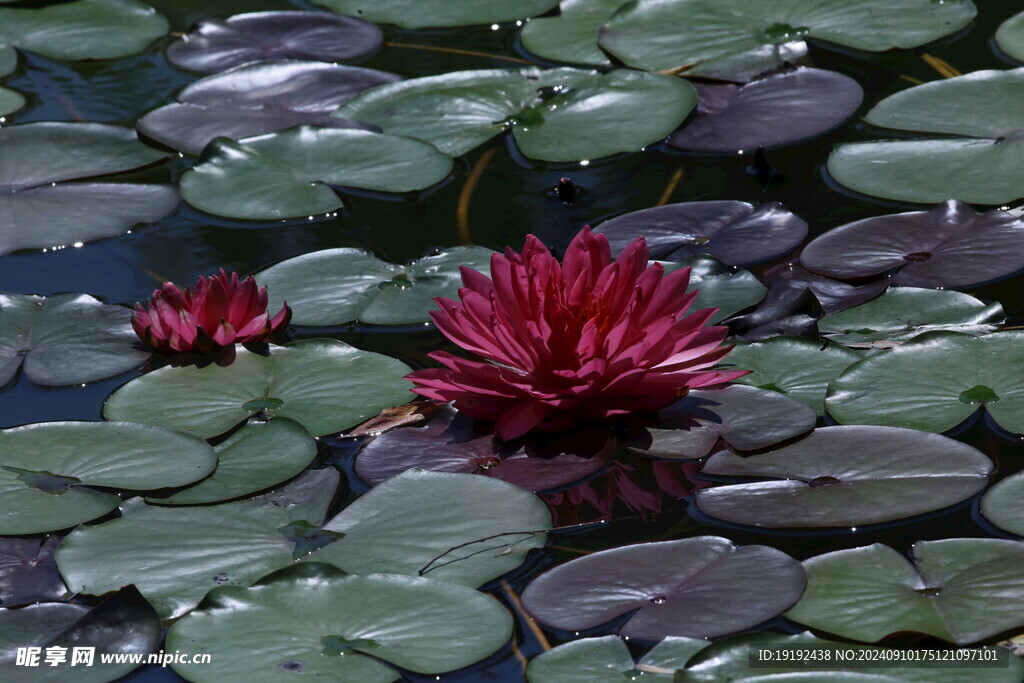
[[826, 331, 1024, 433], [314, 469, 551, 587], [519, 0, 631, 67], [819, 288, 1005, 346], [179, 127, 454, 220], [678, 631, 1024, 682], [334, 67, 696, 162], [668, 68, 862, 153], [734, 261, 889, 325], [168, 563, 512, 681], [0, 122, 177, 257], [695, 426, 993, 528], [729, 263, 888, 341], [785, 539, 1024, 644], [595, 201, 806, 267], [628, 385, 816, 460], [165, 11, 383, 74], [354, 404, 614, 490], [0, 0, 167, 62], [0, 421, 216, 535], [598, 0, 976, 81], [0, 587, 161, 683], [828, 69, 1024, 204], [980, 471, 1024, 536], [0, 46, 14, 78], [0, 293, 149, 387], [57, 472, 339, 619], [996, 11, 1024, 63], [661, 256, 766, 324], [526, 635, 709, 683], [0, 87, 22, 117], [801, 201, 1024, 288], [724, 337, 864, 415], [309, 0, 560, 29], [147, 418, 317, 505], [138, 61, 397, 155], [103, 338, 414, 439], [521, 536, 805, 640], [257, 246, 495, 326], [0, 537, 65, 607]]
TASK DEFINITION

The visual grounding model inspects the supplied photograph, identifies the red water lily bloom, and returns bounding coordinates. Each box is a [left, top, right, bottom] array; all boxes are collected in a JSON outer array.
[[406, 228, 748, 440], [132, 269, 290, 353]]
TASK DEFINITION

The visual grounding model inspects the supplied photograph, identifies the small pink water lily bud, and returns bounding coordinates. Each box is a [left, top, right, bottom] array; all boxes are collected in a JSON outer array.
[[406, 227, 748, 440], [131, 269, 290, 353]]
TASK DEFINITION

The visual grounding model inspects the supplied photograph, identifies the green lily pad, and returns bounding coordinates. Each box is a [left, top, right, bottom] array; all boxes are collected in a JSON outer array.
[[167, 563, 513, 681], [628, 385, 816, 460], [0, 587, 162, 683], [0, 0, 167, 62], [0, 45, 14, 78], [526, 635, 709, 683], [309, 0, 559, 29], [819, 288, 1005, 346], [0, 293, 149, 387], [829, 68, 1024, 204], [696, 426, 992, 528], [724, 337, 864, 415], [0, 122, 177, 257], [179, 126, 454, 221], [520, 0, 631, 67], [598, 0, 976, 81], [147, 418, 317, 505], [521, 536, 805, 640], [678, 631, 1024, 682], [785, 539, 1024, 644], [313, 469, 551, 587], [826, 331, 1024, 433], [334, 67, 696, 161], [257, 246, 495, 326], [0, 87, 22, 117], [981, 471, 1024, 536], [103, 338, 414, 438], [996, 11, 1024, 62], [57, 471, 338, 619], [662, 256, 766, 324], [0, 421, 215, 535]]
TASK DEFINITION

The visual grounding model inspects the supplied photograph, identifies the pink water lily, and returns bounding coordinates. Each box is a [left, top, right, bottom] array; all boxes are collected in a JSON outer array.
[[406, 228, 747, 440], [132, 269, 290, 353]]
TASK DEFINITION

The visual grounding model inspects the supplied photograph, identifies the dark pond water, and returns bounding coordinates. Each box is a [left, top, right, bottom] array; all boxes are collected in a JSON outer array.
[[3, 0, 1024, 680]]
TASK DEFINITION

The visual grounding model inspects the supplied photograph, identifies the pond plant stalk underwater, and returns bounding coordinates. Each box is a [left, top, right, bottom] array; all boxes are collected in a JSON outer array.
[[9, 0, 1024, 680]]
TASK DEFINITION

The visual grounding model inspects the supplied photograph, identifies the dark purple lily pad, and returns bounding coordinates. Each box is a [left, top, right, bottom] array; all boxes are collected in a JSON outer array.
[[138, 60, 396, 155], [166, 11, 383, 74], [0, 586, 161, 679], [729, 261, 889, 340], [627, 385, 816, 460], [594, 201, 807, 267], [354, 404, 614, 492], [0, 537, 65, 607], [669, 68, 863, 154], [520, 536, 805, 640], [801, 200, 1024, 289]]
